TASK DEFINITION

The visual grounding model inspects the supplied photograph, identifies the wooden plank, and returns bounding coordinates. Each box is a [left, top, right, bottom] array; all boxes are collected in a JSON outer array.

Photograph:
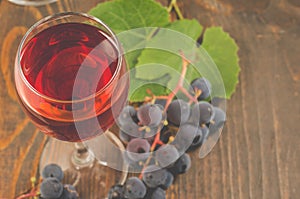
[[0, 0, 298, 198]]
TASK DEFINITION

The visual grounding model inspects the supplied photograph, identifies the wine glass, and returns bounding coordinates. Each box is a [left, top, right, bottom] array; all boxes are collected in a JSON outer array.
[[8, 0, 57, 6], [14, 12, 129, 198]]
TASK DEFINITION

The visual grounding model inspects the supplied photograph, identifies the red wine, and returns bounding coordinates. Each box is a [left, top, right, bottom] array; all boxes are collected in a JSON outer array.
[[15, 23, 128, 142]]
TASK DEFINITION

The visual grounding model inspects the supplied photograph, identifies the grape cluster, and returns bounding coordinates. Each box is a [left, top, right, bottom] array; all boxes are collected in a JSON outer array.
[[40, 164, 79, 199], [107, 152, 191, 199], [109, 77, 226, 199]]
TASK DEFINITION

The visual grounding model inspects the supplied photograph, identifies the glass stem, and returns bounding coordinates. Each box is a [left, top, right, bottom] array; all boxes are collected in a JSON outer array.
[[71, 142, 95, 170]]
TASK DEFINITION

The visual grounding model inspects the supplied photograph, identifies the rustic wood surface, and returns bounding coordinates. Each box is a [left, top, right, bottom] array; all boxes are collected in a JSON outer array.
[[0, 0, 299, 198]]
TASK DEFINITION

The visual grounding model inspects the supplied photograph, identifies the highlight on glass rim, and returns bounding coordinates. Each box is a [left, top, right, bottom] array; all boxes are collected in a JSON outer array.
[[8, 0, 57, 6]]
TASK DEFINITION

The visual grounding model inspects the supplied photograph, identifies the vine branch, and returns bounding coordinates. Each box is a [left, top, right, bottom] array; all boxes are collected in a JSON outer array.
[[167, 0, 184, 20]]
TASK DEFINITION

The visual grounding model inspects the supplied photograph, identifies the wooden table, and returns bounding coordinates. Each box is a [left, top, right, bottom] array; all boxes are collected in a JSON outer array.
[[0, 0, 299, 198]]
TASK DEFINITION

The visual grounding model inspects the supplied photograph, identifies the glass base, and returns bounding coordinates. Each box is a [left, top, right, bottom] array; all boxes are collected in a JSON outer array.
[[40, 131, 128, 198], [8, 0, 57, 6]]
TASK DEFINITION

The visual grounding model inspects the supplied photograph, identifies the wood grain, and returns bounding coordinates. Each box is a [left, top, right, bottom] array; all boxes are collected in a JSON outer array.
[[0, 0, 299, 198]]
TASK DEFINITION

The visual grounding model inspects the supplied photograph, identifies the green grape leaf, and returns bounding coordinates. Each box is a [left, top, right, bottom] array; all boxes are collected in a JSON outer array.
[[89, 0, 169, 32], [89, 0, 170, 68], [164, 19, 203, 41], [201, 27, 240, 98], [135, 24, 240, 99], [129, 73, 172, 102], [134, 19, 203, 96], [89, 0, 240, 101]]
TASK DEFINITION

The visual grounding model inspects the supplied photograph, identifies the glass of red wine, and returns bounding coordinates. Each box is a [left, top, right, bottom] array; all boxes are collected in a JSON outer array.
[[14, 12, 129, 197]]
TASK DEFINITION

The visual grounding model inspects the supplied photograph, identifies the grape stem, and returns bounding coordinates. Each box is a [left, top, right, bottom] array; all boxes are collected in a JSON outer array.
[[189, 89, 202, 104], [16, 189, 38, 199], [152, 51, 193, 150], [164, 51, 197, 111], [139, 52, 195, 179], [180, 87, 198, 103], [167, 0, 184, 20], [16, 177, 40, 199], [145, 89, 169, 103]]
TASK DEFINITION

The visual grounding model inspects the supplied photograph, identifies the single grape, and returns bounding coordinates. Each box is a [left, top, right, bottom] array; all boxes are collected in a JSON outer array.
[[119, 120, 140, 138], [189, 77, 212, 100], [190, 127, 204, 147], [155, 144, 180, 167], [126, 138, 150, 162], [167, 99, 190, 126], [187, 126, 208, 151], [40, 177, 63, 199], [160, 170, 174, 190], [137, 104, 163, 127], [124, 177, 147, 199], [42, 163, 64, 181], [190, 101, 215, 125], [169, 153, 191, 175], [211, 107, 226, 128], [58, 184, 79, 199], [172, 124, 198, 153], [142, 188, 155, 199], [117, 105, 138, 126], [107, 184, 125, 199], [142, 165, 168, 188], [150, 187, 166, 199]]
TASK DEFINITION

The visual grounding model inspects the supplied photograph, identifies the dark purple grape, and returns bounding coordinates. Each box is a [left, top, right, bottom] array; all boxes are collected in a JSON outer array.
[[211, 107, 226, 128], [142, 188, 155, 199], [137, 104, 163, 127], [189, 77, 212, 100], [151, 187, 166, 199], [172, 124, 198, 153], [169, 153, 191, 175], [187, 126, 208, 151], [190, 127, 203, 146], [117, 105, 138, 126], [124, 177, 147, 199], [58, 184, 79, 199], [107, 184, 125, 199], [142, 165, 168, 188], [190, 101, 215, 125], [119, 120, 141, 138], [160, 170, 174, 190], [40, 177, 63, 199], [126, 138, 150, 162], [42, 163, 64, 181], [155, 144, 180, 167], [167, 99, 190, 126]]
